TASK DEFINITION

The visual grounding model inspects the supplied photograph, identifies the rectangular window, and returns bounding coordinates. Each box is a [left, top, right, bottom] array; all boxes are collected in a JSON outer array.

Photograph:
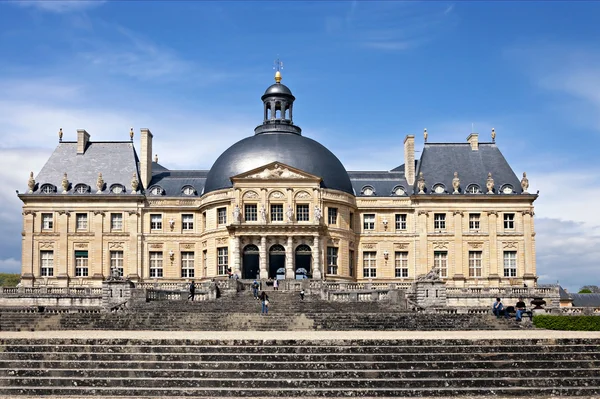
[[111, 213, 123, 231], [181, 251, 195, 278], [363, 251, 377, 278], [203, 250, 207, 277], [469, 213, 480, 230], [217, 207, 227, 225], [328, 207, 338, 225], [244, 204, 257, 221], [434, 251, 448, 278], [202, 212, 207, 230], [349, 212, 354, 230], [217, 247, 228, 275], [349, 250, 354, 277], [42, 213, 53, 230], [504, 213, 515, 229], [110, 250, 124, 277], [395, 214, 407, 230], [296, 204, 309, 222], [182, 214, 194, 231], [504, 251, 517, 277], [469, 251, 482, 277], [363, 214, 375, 230], [434, 213, 446, 230], [327, 247, 338, 274], [394, 251, 409, 278], [149, 252, 163, 278], [76, 213, 88, 230], [150, 214, 162, 230], [271, 204, 284, 222], [40, 250, 54, 277], [75, 250, 89, 277]]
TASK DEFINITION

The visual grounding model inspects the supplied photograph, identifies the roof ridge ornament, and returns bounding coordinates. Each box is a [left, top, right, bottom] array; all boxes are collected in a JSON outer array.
[[28, 172, 35, 193], [521, 172, 529, 194], [130, 127, 134, 141], [61, 173, 69, 194], [452, 171, 460, 194], [417, 172, 426, 194], [58, 128, 63, 142], [96, 173, 104, 194], [273, 57, 283, 83], [424, 128, 428, 143], [491, 128, 496, 142], [486, 172, 495, 194]]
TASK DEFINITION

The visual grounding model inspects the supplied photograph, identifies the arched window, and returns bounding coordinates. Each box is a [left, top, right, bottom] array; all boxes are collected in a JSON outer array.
[[361, 185, 375, 196], [392, 186, 406, 196], [110, 184, 125, 194], [148, 186, 164, 196], [182, 186, 196, 196], [74, 184, 89, 194], [243, 244, 259, 254], [433, 184, 446, 194], [466, 184, 480, 194], [501, 184, 514, 194], [269, 244, 285, 254], [40, 184, 55, 194], [295, 244, 312, 254]]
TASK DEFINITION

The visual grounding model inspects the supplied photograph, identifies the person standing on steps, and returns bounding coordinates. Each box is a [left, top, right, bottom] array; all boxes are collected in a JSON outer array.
[[188, 280, 195, 301], [273, 279, 279, 291], [252, 280, 259, 300], [300, 289, 305, 301], [259, 291, 269, 315]]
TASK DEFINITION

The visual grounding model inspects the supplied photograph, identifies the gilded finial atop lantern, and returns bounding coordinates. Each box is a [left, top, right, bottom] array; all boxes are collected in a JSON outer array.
[[274, 58, 283, 83]]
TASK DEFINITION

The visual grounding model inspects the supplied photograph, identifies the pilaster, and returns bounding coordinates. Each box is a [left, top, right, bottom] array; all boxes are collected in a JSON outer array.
[[418, 210, 429, 276], [259, 236, 268, 279], [58, 211, 70, 278], [232, 235, 241, 276], [453, 211, 464, 279], [487, 211, 499, 279], [93, 211, 105, 278], [127, 211, 140, 280], [285, 236, 294, 279]]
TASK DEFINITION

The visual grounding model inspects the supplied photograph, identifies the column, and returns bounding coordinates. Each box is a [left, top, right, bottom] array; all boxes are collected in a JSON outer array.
[[488, 211, 499, 280], [285, 236, 294, 279], [232, 235, 241, 277], [312, 236, 322, 279], [259, 236, 268, 279]]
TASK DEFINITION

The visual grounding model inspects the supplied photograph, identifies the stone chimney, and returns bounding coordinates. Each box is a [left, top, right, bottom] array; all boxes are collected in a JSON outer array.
[[77, 129, 90, 155], [140, 128, 153, 190], [404, 135, 415, 185], [467, 133, 479, 151]]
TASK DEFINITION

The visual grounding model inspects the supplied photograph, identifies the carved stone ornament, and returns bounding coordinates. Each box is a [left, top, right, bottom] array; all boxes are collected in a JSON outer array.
[[169, 218, 175, 229], [216, 237, 228, 245], [314, 206, 322, 222], [295, 191, 311, 199], [452, 172, 460, 194], [260, 204, 267, 223], [349, 241, 354, 248], [395, 243, 409, 250], [109, 242, 124, 249], [468, 242, 483, 249], [243, 190, 259, 199], [149, 243, 163, 249], [486, 172, 494, 194], [58, 128, 63, 142], [93, 210, 105, 216], [39, 242, 54, 249], [503, 242, 518, 249], [521, 172, 529, 194], [202, 241, 207, 248], [129, 127, 134, 141], [127, 210, 139, 216], [417, 266, 440, 282], [491, 128, 496, 142], [286, 205, 293, 222], [232, 204, 241, 222], [417, 172, 426, 194], [180, 243, 194, 250], [131, 173, 139, 194], [487, 210, 498, 217], [424, 128, 428, 143], [61, 173, 69, 194], [269, 191, 285, 199], [248, 164, 306, 179], [27, 172, 35, 193], [57, 210, 70, 216], [362, 243, 376, 249], [96, 173, 104, 193], [432, 242, 448, 249], [74, 243, 88, 249], [453, 210, 463, 216], [418, 210, 429, 216]]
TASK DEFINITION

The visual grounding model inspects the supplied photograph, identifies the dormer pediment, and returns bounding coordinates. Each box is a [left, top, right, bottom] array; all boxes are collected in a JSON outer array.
[[231, 162, 322, 182]]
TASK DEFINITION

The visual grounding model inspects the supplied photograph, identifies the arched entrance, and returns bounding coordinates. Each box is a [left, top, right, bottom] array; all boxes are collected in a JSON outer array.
[[242, 244, 259, 279], [269, 244, 285, 279], [295, 244, 312, 279]]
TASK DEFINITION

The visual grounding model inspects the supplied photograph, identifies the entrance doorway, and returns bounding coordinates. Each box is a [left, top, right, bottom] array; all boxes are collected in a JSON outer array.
[[295, 244, 312, 279], [269, 244, 285, 279], [242, 244, 259, 279]]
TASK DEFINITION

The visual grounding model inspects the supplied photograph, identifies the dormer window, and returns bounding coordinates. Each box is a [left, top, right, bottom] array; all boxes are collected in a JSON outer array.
[[110, 184, 125, 194], [40, 184, 55, 194], [149, 186, 164, 196], [501, 184, 514, 194], [466, 184, 480, 194], [433, 184, 445, 194], [361, 186, 375, 196], [393, 186, 406, 196], [74, 184, 89, 194], [182, 186, 196, 196]]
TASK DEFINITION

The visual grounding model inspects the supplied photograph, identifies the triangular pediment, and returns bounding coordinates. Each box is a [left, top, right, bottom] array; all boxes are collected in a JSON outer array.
[[231, 162, 321, 181]]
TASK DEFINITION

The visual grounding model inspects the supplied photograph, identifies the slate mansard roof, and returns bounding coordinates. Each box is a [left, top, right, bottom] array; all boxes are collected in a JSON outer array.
[[28, 141, 140, 195], [148, 165, 208, 197]]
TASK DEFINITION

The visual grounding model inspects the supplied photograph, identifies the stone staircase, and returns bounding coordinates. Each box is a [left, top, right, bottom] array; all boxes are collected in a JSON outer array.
[[0, 291, 522, 331], [0, 336, 599, 397]]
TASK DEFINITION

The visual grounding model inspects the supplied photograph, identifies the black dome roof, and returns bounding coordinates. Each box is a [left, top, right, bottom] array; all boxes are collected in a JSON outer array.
[[204, 133, 353, 195], [262, 83, 294, 98]]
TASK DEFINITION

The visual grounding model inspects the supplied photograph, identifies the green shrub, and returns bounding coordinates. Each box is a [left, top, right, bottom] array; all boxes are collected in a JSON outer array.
[[533, 314, 600, 331], [0, 273, 20, 287]]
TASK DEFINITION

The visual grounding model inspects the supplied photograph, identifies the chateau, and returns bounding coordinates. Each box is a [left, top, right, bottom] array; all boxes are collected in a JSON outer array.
[[18, 71, 538, 288]]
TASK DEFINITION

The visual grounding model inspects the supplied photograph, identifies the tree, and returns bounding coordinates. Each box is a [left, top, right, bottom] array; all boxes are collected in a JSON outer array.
[[578, 285, 600, 294], [579, 289, 593, 294], [0, 273, 20, 287]]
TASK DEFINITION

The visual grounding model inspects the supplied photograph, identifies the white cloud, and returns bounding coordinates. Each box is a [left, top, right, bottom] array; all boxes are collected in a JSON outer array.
[[13, 0, 104, 13], [0, 258, 20, 274]]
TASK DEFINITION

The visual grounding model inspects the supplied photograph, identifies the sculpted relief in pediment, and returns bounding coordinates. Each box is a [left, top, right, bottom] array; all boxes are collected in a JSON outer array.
[[246, 164, 307, 179]]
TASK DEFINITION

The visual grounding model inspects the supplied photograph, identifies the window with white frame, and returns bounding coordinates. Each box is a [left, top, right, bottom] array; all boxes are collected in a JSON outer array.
[[244, 204, 257, 222], [468, 251, 482, 277], [433, 251, 448, 278], [217, 207, 227, 225], [363, 214, 375, 230], [349, 250, 354, 277], [395, 251, 409, 278], [111, 213, 123, 231], [76, 213, 88, 230], [503, 251, 517, 277], [40, 250, 54, 277], [42, 213, 53, 230], [149, 252, 163, 278], [395, 214, 407, 230], [75, 250, 89, 277], [181, 251, 195, 278], [150, 214, 162, 230], [110, 250, 124, 277], [504, 213, 515, 230], [182, 214, 194, 231], [217, 247, 228, 275], [469, 213, 480, 230], [363, 251, 377, 278], [434, 213, 446, 230], [328, 207, 338, 225], [270, 204, 283, 222], [327, 247, 338, 274], [296, 204, 309, 222]]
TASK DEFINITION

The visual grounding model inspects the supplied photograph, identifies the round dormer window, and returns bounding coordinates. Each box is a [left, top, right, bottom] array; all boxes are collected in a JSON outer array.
[[393, 186, 405, 196], [502, 185, 514, 194], [433, 184, 445, 194], [362, 186, 374, 196], [40, 184, 55, 194], [466, 184, 480, 194], [182, 186, 195, 196], [74, 184, 89, 194], [149, 186, 163, 196], [111, 185, 125, 194]]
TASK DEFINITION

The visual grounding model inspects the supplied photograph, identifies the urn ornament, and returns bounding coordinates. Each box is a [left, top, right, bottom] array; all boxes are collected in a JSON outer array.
[[131, 173, 139, 193], [61, 173, 69, 194], [486, 172, 495, 194], [452, 171, 460, 194], [96, 173, 104, 193], [417, 172, 426, 194], [27, 172, 35, 193]]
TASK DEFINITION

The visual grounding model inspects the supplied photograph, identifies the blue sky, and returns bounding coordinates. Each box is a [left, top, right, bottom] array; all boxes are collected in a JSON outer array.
[[0, 1, 599, 292]]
